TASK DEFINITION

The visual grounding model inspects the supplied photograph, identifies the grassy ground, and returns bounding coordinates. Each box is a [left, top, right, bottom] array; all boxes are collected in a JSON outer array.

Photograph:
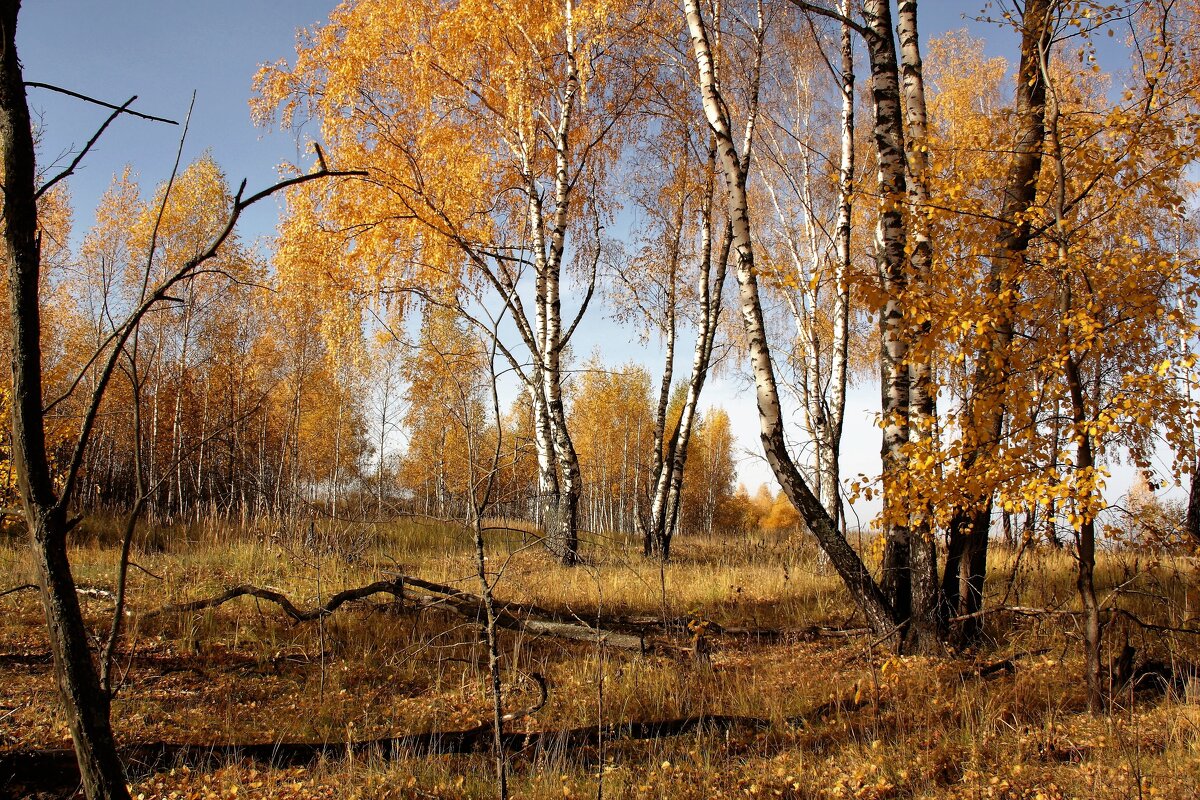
[[2, 516, 1199, 799]]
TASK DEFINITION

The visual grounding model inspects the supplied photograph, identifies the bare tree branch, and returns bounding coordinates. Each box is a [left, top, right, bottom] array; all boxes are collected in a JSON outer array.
[[51, 146, 366, 512], [785, 0, 873, 40], [24, 82, 178, 125], [35, 97, 135, 200]]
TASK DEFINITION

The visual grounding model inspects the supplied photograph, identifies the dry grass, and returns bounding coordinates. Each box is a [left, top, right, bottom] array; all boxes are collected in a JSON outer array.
[[2, 517, 1200, 798]]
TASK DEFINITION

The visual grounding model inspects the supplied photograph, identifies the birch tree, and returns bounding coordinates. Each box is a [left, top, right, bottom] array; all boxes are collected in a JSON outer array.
[[635, 135, 731, 559], [254, 0, 651, 563], [893, 0, 939, 651], [683, 0, 899, 637], [606, 48, 732, 558], [1033, 0, 1200, 709], [755, 1, 857, 535]]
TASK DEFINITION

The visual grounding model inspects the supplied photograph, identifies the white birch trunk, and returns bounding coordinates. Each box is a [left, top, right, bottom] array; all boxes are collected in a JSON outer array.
[[645, 162, 687, 556], [896, 0, 941, 652], [826, 0, 855, 535], [682, 0, 897, 636], [659, 168, 729, 558], [522, 0, 583, 564], [859, 0, 914, 619]]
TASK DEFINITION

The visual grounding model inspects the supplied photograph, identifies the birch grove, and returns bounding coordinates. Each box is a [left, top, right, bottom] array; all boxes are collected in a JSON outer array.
[[9, 8, 1200, 792]]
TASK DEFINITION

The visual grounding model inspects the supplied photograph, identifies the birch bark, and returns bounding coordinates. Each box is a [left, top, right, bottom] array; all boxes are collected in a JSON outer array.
[[683, 0, 897, 636], [759, 4, 853, 531], [826, 0, 854, 533], [644, 180, 684, 556], [658, 180, 730, 558], [858, 0, 914, 627], [896, 0, 940, 652], [510, 0, 586, 564], [533, 0, 584, 564]]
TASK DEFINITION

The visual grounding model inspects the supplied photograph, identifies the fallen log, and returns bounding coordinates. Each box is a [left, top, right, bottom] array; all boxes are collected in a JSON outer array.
[[0, 714, 772, 796], [421, 599, 647, 650], [0, 583, 115, 601], [145, 577, 650, 651], [144, 574, 870, 652], [144, 580, 407, 622]]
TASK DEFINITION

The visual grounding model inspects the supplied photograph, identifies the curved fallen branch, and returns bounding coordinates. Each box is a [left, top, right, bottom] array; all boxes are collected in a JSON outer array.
[[949, 605, 1200, 637], [140, 574, 870, 653], [502, 672, 548, 723], [144, 577, 649, 650], [144, 580, 406, 622], [0, 583, 35, 599]]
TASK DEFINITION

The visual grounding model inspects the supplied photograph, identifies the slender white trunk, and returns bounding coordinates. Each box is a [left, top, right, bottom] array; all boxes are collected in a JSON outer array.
[[524, 0, 583, 564], [826, 0, 854, 533], [646, 162, 686, 556], [859, 0, 914, 618], [659, 168, 729, 558], [896, 0, 940, 652], [683, 0, 896, 636]]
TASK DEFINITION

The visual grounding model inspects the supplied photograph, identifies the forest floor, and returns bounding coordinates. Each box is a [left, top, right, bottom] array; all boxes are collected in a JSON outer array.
[[1, 516, 1199, 799]]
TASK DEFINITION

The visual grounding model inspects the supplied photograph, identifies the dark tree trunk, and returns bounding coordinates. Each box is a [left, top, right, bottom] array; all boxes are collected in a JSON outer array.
[[1064, 342, 1102, 712], [942, 0, 1055, 645], [0, 3, 131, 797], [1186, 458, 1200, 543], [941, 505, 991, 641]]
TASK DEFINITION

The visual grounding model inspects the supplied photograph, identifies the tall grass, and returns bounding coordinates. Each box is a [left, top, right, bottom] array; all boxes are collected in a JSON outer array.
[[1, 516, 1199, 798]]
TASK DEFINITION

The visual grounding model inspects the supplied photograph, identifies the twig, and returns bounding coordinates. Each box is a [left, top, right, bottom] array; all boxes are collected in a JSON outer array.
[[36, 96, 137, 199], [0, 584, 113, 602], [784, 0, 873, 40], [1106, 607, 1200, 637], [24, 82, 177, 125], [48, 144, 367, 512], [999, 533, 1033, 608], [949, 605, 1200, 637], [948, 604, 1077, 623], [500, 672, 548, 723], [127, 561, 163, 581]]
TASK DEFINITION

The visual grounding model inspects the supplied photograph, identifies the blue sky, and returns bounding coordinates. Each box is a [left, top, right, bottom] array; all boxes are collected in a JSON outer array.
[[18, 0, 1155, 519], [20, 1, 1017, 250], [20, 1, 336, 251]]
